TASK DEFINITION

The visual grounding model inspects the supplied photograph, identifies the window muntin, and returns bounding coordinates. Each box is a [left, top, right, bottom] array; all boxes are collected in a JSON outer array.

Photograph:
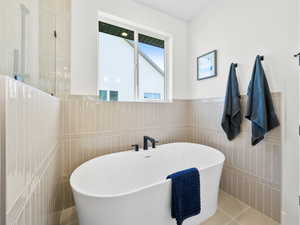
[[98, 21, 168, 102]]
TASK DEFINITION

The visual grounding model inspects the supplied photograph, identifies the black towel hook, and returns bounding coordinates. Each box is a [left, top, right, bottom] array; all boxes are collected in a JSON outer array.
[[233, 63, 238, 68], [259, 55, 264, 61], [294, 52, 300, 65]]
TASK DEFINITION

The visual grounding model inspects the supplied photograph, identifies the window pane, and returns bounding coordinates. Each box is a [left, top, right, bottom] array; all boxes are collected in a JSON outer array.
[[98, 22, 135, 101], [99, 90, 108, 101], [109, 90, 119, 101], [138, 34, 165, 100], [144, 92, 161, 100]]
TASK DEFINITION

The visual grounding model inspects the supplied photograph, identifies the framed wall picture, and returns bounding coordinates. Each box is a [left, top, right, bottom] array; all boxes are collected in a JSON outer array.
[[197, 50, 217, 80]]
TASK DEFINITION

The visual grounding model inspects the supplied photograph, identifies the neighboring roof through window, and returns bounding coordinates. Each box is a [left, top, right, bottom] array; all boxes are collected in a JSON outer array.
[[99, 21, 164, 48], [99, 22, 134, 40], [138, 34, 164, 49]]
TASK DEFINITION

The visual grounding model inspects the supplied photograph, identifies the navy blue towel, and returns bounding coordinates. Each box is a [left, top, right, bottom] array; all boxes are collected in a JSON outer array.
[[245, 55, 280, 145], [167, 168, 201, 225], [221, 63, 241, 140]]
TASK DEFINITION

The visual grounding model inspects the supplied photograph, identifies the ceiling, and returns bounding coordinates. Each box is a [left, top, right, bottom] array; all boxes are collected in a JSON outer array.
[[134, 0, 212, 21]]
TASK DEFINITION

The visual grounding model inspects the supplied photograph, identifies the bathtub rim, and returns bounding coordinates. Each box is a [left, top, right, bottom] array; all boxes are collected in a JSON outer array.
[[70, 142, 225, 199]]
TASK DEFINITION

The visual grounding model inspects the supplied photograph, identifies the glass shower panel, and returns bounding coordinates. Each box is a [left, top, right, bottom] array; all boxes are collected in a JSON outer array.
[[39, 1, 57, 95], [0, 0, 57, 96]]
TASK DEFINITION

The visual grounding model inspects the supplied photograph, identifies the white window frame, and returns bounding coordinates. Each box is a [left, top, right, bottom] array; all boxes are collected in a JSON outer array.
[[98, 12, 172, 102]]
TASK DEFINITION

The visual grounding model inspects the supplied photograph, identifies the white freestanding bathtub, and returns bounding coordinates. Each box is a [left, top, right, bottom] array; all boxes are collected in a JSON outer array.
[[70, 143, 225, 225]]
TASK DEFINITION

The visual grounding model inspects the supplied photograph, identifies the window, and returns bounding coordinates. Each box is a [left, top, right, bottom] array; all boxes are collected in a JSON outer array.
[[99, 90, 108, 101], [144, 92, 161, 100], [109, 90, 119, 101], [99, 89, 119, 101], [98, 20, 168, 102]]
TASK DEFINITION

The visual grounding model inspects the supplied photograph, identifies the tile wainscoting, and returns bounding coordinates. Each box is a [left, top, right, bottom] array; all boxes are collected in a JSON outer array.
[[60, 93, 282, 224], [60, 96, 191, 208], [1, 77, 281, 225], [2, 76, 62, 225], [189, 93, 282, 222]]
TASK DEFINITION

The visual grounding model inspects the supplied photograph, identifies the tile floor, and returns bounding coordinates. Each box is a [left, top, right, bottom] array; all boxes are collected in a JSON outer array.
[[61, 190, 280, 225], [204, 191, 280, 225]]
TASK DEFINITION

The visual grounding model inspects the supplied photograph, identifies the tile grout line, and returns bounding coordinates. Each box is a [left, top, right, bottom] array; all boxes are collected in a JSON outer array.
[[219, 205, 250, 225], [218, 192, 251, 225]]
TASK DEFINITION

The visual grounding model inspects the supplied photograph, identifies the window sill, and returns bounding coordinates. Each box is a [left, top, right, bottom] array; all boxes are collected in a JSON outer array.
[[69, 95, 173, 103]]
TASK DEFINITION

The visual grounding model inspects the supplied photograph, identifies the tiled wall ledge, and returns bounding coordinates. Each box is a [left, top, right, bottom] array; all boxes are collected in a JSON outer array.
[[3, 76, 62, 225]]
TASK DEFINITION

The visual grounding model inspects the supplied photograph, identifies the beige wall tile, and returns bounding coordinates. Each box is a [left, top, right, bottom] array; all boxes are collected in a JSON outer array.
[[5, 71, 281, 225], [263, 184, 272, 218], [60, 98, 192, 208], [189, 93, 282, 222], [271, 189, 281, 222]]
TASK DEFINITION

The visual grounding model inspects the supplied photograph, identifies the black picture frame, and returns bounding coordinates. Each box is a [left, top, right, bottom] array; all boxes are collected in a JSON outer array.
[[197, 50, 217, 80]]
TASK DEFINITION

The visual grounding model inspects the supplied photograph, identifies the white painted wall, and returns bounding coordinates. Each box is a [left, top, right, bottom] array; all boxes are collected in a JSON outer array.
[[187, 0, 298, 99], [187, 0, 299, 224], [71, 0, 188, 99]]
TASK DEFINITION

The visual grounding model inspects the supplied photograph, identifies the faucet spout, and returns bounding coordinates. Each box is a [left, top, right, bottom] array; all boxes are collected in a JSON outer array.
[[143, 136, 158, 150]]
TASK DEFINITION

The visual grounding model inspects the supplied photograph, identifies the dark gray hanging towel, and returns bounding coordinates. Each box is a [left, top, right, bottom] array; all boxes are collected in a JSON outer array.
[[221, 63, 241, 140], [245, 56, 280, 146]]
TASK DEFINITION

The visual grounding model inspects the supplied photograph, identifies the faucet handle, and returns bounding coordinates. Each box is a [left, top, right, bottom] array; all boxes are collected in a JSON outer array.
[[152, 139, 159, 149], [131, 144, 139, 152]]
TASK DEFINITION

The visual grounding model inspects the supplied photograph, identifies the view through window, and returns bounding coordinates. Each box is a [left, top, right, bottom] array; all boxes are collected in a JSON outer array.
[[98, 21, 166, 101]]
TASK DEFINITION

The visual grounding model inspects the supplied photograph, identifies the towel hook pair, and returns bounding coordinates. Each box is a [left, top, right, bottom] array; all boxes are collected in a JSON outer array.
[[232, 55, 264, 69]]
